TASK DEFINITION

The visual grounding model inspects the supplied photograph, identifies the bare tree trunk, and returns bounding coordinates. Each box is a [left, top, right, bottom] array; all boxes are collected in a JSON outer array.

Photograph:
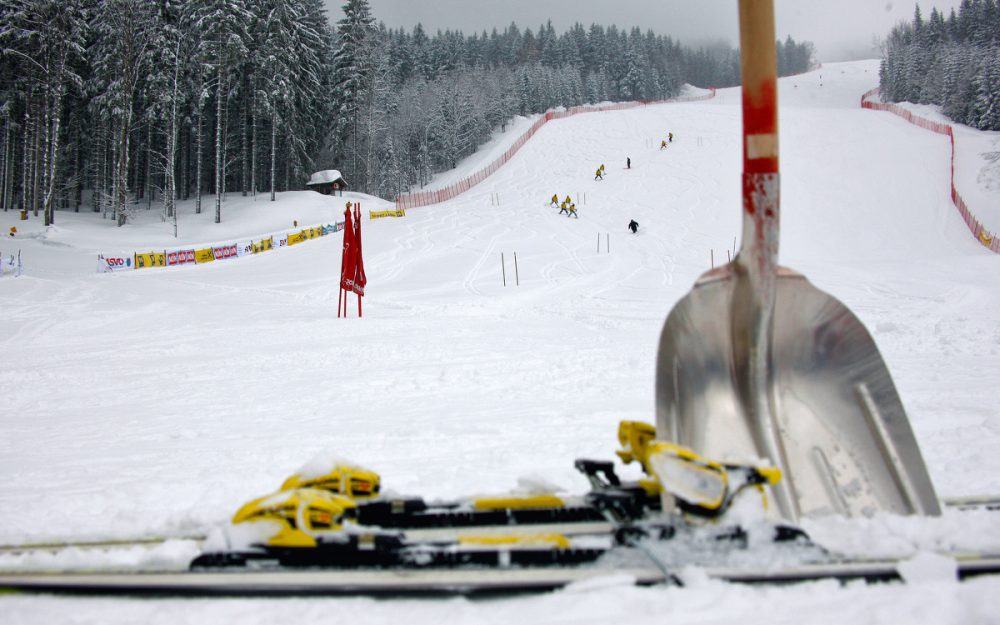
[[32, 104, 41, 218], [94, 123, 104, 214], [109, 131, 117, 221], [41, 85, 51, 224], [195, 99, 203, 214], [131, 124, 140, 205], [269, 115, 276, 202], [164, 39, 180, 223], [73, 119, 81, 212], [284, 130, 289, 192], [1, 115, 8, 211], [214, 68, 224, 223], [241, 84, 248, 197], [21, 105, 30, 213], [146, 120, 153, 210], [251, 88, 257, 198], [44, 82, 65, 227], [5, 119, 13, 213]]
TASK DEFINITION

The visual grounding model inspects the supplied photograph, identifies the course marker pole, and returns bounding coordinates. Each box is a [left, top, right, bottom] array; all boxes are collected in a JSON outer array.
[[514, 252, 519, 286], [501, 252, 506, 286]]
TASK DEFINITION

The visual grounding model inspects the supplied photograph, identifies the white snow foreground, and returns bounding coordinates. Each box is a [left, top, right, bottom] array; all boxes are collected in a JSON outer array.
[[1, 60, 1000, 622]]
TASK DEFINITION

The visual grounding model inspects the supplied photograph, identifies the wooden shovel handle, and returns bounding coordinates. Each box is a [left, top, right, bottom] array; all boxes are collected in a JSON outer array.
[[739, 0, 779, 175]]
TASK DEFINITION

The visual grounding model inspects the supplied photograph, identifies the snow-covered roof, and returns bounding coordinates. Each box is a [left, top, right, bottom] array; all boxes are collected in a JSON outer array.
[[307, 170, 345, 186]]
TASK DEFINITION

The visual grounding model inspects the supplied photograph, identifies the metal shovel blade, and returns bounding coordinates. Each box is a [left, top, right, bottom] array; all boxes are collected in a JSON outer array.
[[654, 0, 940, 523], [655, 264, 942, 521]]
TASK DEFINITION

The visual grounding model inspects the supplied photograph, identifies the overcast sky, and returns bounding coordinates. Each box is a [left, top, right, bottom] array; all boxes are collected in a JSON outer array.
[[323, 1, 966, 61]]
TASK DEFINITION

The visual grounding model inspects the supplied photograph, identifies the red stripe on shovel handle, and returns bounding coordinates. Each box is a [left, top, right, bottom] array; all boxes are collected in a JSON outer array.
[[739, 0, 778, 176]]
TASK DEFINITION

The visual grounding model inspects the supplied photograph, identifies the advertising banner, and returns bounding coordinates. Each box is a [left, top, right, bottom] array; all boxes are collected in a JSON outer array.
[[287, 232, 305, 246], [276, 234, 289, 248], [237, 240, 254, 257], [369, 209, 405, 220], [98, 254, 133, 273], [135, 251, 166, 269], [1, 252, 22, 277], [167, 249, 196, 266], [322, 222, 345, 235], [195, 248, 215, 263], [254, 237, 273, 253], [212, 244, 237, 260]]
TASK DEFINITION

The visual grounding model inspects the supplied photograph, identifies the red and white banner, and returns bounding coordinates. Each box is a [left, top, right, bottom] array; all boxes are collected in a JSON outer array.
[[166, 249, 196, 266], [212, 244, 238, 260]]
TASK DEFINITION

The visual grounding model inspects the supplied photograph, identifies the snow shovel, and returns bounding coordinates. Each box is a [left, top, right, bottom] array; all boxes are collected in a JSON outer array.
[[654, 0, 941, 523]]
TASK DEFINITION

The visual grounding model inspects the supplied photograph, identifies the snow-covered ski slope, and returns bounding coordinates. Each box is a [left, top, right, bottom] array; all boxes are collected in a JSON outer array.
[[2, 60, 1000, 622]]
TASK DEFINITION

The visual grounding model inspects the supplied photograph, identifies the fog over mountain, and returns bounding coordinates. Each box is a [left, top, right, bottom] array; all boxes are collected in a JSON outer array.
[[323, 0, 966, 61]]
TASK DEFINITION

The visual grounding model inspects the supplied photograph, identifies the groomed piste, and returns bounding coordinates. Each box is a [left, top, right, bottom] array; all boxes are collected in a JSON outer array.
[[1, 59, 999, 622]]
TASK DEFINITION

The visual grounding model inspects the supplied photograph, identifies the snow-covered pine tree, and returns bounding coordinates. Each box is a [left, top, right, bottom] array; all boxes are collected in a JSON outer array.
[[88, 0, 161, 226], [332, 0, 376, 190], [187, 0, 253, 223]]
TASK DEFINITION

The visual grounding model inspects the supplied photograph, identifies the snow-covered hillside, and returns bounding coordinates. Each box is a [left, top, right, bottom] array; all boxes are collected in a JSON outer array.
[[1, 60, 999, 623]]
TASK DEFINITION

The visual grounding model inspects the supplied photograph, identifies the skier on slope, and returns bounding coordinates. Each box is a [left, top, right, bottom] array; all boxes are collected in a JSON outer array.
[[627, 157, 631, 169], [668, 132, 674, 143], [551, 194, 559, 206], [559, 201, 569, 215], [628, 220, 638, 234], [594, 167, 603, 181], [568, 204, 578, 218], [660, 139, 667, 150]]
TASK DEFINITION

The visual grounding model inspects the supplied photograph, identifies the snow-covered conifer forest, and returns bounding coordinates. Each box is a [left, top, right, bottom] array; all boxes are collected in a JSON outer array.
[[0, 0, 816, 227], [880, 0, 1000, 130]]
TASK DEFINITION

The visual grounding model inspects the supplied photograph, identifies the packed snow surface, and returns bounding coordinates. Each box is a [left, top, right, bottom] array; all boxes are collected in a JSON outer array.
[[2, 60, 999, 623]]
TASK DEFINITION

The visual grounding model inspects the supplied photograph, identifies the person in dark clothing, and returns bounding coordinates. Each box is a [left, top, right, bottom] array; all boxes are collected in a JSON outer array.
[[627, 157, 631, 169], [628, 220, 638, 234]]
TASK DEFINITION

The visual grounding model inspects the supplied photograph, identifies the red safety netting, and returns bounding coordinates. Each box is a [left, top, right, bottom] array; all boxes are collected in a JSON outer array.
[[394, 90, 717, 211], [861, 88, 999, 254]]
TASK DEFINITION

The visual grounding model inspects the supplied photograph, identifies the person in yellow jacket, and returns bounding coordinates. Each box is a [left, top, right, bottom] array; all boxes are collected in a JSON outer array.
[[559, 201, 569, 215], [594, 168, 603, 181], [551, 193, 559, 206], [8, 226, 16, 238], [564, 194, 571, 205], [568, 203, 578, 218], [660, 139, 667, 150], [600, 164, 605, 173]]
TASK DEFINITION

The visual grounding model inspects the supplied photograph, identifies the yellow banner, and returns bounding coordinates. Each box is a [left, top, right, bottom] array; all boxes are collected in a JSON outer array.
[[287, 232, 305, 246], [254, 237, 273, 253], [135, 251, 166, 269], [370, 209, 405, 220], [980, 229, 994, 246], [195, 248, 215, 263]]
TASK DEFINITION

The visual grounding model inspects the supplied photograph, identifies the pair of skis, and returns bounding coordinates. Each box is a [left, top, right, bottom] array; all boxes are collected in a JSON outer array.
[[3, 422, 1000, 596]]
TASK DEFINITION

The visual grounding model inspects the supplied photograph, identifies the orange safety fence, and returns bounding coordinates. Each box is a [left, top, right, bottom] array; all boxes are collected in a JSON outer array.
[[394, 90, 717, 210], [861, 88, 999, 254]]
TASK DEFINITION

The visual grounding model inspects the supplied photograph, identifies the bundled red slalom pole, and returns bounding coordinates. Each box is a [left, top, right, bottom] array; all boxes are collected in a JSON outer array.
[[338, 202, 366, 318]]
